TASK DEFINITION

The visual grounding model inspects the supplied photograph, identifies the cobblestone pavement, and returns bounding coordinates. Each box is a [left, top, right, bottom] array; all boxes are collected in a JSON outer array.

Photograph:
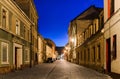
[[0, 60, 112, 79]]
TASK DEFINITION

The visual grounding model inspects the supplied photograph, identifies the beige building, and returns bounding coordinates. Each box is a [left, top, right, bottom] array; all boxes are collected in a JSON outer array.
[[104, 0, 120, 74], [64, 43, 70, 61], [38, 34, 45, 63], [14, 0, 38, 65], [45, 38, 56, 60], [0, 0, 33, 73], [68, 6, 104, 71]]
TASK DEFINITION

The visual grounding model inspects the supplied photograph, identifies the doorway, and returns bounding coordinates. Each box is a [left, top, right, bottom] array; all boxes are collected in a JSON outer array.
[[106, 38, 111, 72], [13, 43, 22, 69]]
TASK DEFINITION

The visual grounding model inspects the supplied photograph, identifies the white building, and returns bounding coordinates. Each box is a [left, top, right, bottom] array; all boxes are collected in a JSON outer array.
[[104, 0, 120, 74]]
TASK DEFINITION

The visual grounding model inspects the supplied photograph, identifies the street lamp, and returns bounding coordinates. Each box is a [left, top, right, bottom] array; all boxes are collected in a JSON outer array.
[[71, 38, 74, 43]]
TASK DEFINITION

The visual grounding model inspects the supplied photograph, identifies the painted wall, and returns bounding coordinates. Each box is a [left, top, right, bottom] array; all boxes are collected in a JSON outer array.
[[104, 0, 120, 74]]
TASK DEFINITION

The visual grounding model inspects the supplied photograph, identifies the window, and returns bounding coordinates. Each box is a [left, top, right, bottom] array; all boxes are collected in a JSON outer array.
[[24, 49, 30, 62], [99, 13, 104, 29], [2, 7, 9, 29], [24, 26, 27, 40], [110, 0, 114, 16], [28, 30, 30, 41], [1, 42, 9, 64], [112, 35, 117, 60], [92, 24, 95, 34], [90, 25, 93, 35], [84, 50, 86, 62], [95, 19, 99, 32], [97, 45, 101, 62], [81, 51, 83, 61], [16, 19, 20, 35], [89, 26, 91, 37], [108, 0, 114, 18], [93, 20, 97, 33], [93, 46, 95, 62], [83, 32, 85, 40], [88, 48, 90, 61]]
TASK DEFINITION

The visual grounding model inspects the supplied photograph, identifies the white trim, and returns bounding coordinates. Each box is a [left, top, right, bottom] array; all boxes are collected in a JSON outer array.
[[1, 42, 9, 64], [1, 6, 9, 30], [13, 43, 22, 67], [15, 18, 20, 35]]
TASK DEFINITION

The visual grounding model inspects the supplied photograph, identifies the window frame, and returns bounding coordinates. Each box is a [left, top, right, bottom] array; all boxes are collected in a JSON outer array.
[[112, 35, 117, 60], [1, 6, 9, 30], [1, 42, 9, 64], [15, 19, 20, 35], [97, 44, 101, 62], [24, 49, 30, 62]]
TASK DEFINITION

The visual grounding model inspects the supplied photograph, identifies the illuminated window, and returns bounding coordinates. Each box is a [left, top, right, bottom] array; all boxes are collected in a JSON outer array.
[[1, 42, 9, 64]]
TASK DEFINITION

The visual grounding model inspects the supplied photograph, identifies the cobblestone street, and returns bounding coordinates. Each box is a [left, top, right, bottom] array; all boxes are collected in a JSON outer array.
[[0, 60, 112, 79]]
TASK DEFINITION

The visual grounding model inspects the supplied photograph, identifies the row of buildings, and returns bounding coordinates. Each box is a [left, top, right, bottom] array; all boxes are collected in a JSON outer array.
[[66, 0, 120, 74], [0, 0, 56, 73]]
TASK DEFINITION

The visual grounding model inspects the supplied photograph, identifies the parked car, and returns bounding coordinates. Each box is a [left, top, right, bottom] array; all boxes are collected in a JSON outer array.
[[46, 57, 53, 63]]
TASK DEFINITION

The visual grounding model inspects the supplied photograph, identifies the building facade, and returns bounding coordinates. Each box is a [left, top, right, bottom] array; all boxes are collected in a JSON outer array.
[[104, 0, 120, 74], [68, 22, 77, 63], [38, 34, 44, 63], [0, 0, 33, 73], [68, 6, 104, 71], [45, 38, 56, 61], [38, 34, 45, 63], [14, 0, 38, 65], [64, 43, 70, 60]]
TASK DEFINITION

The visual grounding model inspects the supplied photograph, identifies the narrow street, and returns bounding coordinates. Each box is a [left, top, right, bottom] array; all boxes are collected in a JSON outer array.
[[0, 60, 112, 79]]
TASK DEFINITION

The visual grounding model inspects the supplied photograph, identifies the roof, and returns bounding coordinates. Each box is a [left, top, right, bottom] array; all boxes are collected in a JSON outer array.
[[45, 38, 56, 47], [69, 5, 103, 35], [71, 5, 103, 21]]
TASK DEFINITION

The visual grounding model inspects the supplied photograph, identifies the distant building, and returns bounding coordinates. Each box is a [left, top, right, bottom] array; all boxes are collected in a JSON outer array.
[[56, 47, 64, 55], [64, 43, 70, 60], [56, 46, 64, 59], [38, 34, 46, 63], [45, 38, 56, 60]]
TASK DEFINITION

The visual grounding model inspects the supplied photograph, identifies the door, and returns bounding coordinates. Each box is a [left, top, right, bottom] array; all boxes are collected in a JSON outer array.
[[15, 47, 22, 69], [15, 47, 17, 69], [106, 38, 111, 72]]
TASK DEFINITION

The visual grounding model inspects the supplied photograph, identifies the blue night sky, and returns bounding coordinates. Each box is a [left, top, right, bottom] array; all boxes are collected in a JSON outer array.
[[34, 0, 103, 46]]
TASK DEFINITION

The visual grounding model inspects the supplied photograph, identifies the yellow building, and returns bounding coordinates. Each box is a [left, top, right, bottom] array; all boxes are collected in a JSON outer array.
[[0, 0, 33, 73], [68, 6, 104, 71], [64, 43, 70, 61], [14, 0, 38, 65], [45, 38, 56, 61], [38, 34, 46, 63]]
